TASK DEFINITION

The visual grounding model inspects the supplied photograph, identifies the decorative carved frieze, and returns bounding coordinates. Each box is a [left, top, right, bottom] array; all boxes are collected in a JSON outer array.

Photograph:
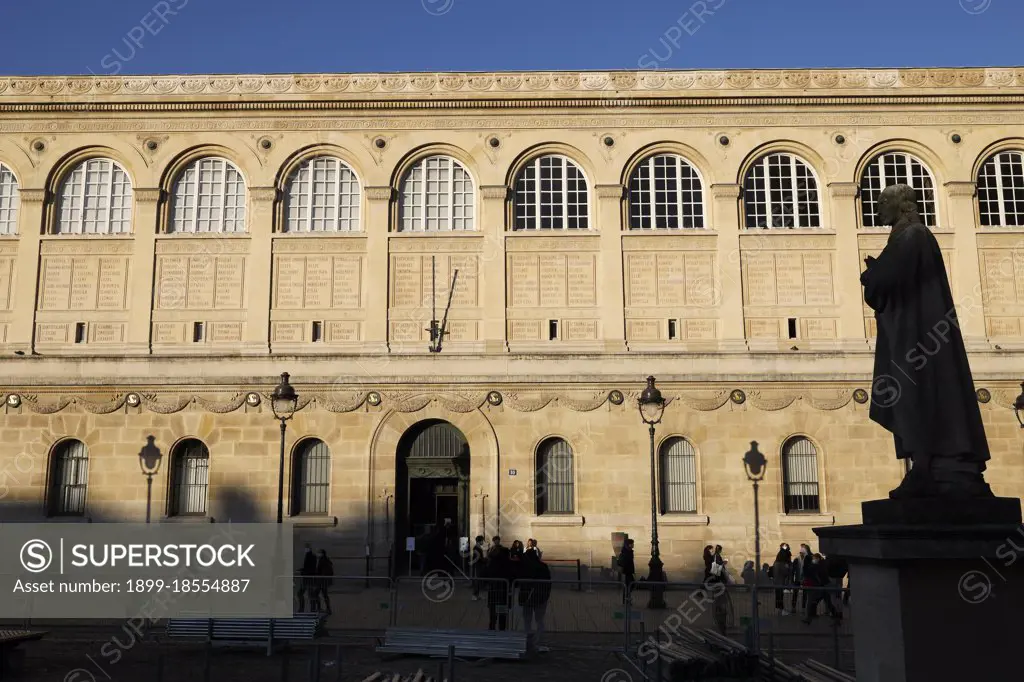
[[249, 187, 278, 203], [480, 185, 510, 201], [709, 184, 741, 201], [365, 186, 394, 202], [828, 182, 860, 199], [594, 184, 625, 200], [944, 181, 978, 198], [133, 188, 163, 204], [18, 189, 47, 204]]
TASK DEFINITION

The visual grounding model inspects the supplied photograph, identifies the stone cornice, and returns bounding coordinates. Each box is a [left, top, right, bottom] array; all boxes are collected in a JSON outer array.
[[18, 188, 47, 204]]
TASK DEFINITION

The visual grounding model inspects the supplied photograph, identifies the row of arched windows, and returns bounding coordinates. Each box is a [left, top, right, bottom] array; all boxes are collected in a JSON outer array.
[[3, 148, 1024, 237], [535, 435, 821, 516], [46, 438, 330, 518]]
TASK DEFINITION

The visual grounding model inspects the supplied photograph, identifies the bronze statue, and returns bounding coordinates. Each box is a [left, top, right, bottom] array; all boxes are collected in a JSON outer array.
[[861, 184, 992, 499]]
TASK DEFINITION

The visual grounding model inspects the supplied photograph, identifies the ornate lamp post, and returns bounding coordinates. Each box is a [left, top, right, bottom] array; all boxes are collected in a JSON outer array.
[[639, 376, 667, 609], [271, 372, 299, 524], [1013, 381, 1024, 429], [138, 435, 163, 524], [743, 440, 767, 655]]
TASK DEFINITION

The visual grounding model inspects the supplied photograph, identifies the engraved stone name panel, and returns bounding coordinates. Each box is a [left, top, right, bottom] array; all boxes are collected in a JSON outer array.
[[741, 251, 835, 307], [0, 256, 13, 310]]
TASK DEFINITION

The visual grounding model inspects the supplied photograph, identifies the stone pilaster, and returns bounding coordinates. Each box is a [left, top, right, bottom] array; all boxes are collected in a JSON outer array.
[[8, 189, 46, 353], [945, 181, 987, 347], [124, 188, 162, 354], [479, 185, 509, 353], [242, 186, 276, 354], [710, 183, 746, 351], [595, 183, 627, 352], [829, 182, 868, 349], [364, 186, 392, 352]]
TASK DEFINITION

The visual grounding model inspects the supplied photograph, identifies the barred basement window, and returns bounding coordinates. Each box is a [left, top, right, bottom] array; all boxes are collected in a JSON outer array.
[[629, 154, 704, 229], [743, 153, 820, 229], [169, 439, 210, 516], [398, 155, 475, 232], [860, 152, 937, 227], [291, 438, 331, 516], [284, 156, 361, 232], [56, 158, 133, 234], [48, 439, 89, 516], [0, 163, 20, 235], [660, 437, 697, 513], [977, 150, 1024, 226], [514, 155, 589, 230], [169, 157, 247, 233], [782, 436, 820, 513], [536, 437, 574, 514]]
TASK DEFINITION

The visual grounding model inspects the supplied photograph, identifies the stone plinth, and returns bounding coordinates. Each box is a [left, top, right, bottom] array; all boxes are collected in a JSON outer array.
[[815, 498, 1023, 682]]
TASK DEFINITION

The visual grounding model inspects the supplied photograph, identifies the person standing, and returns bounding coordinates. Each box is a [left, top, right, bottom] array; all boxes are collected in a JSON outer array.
[[519, 549, 552, 651], [314, 549, 334, 615], [485, 544, 512, 631], [297, 543, 317, 612], [772, 545, 793, 615], [802, 553, 841, 625], [526, 538, 542, 560], [741, 561, 756, 585], [702, 545, 715, 583], [618, 539, 636, 603], [791, 543, 811, 613], [471, 535, 486, 601]]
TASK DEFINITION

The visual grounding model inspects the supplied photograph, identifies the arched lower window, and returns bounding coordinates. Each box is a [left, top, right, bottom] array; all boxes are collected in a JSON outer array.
[[782, 437, 820, 513], [514, 155, 589, 230], [284, 156, 361, 232], [48, 440, 89, 516], [169, 157, 247, 233], [978, 150, 1024, 226], [169, 439, 210, 516], [398, 155, 474, 232], [0, 163, 19, 235], [56, 158, 133, 234], [860, 152, 937, 227], [291, 439, 330, 515], [629, 154, 704, 229], [743, 153, 820, 229], [660, 437, 697, 513], [536, 437, 574, 514]]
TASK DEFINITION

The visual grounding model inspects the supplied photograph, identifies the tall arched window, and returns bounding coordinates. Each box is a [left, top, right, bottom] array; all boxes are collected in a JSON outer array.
[[659, 437, 697, 513], [283, 156, 361, 232], [291, 438, 330, 515], [169, 157, 247, 233], [398, 155, 474, 232], [514, 155, 589, 230], [55, 158, 133, 234], [743, 153, 820, 229], [48, 439, 89, 516], [860, 152, 937, 227], [782, 437, 820, 513], [169, 439, 210, 516], [0, 163, 19, 235], [629, 154, 704, 229], [977, 150, 1024, 226], [536, 437, 574, 514]]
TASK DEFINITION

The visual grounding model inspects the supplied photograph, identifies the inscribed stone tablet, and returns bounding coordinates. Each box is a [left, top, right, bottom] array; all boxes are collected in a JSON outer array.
[[36, 323, 68, 344], [272, 322, 305, 343], [685, 253, 716, 307], [450, 255, 478, 306], [215, 257, 245, 309], [275, 257, 305, 309], [211, 321, 242, 342], [802, 253, 834, 305], [774, 252, 804, 306], [392, 256, 422, 308], [539, 254, 567, 307], [684, 319, 717, 340], [332, 257, 362, 308], [567, 254, 597, 307], [91, 323, 124, 344], [746, 319, 780, 338], [804, 319, 837, 339], [153, 322, 184, 344], [509, 320, 541, 340], [627, 253, 657, 307], [0, 258, 12, 310], [743, 254, 776, 306], [39, 257, 73, 310], [985, 317, 1021, 337], [69, 257, 100, 310], [657, 253, 685, 307], [327, 321, 360, 342], [564, 319, 598, 340], [303, 256, 332, 309], [510, 254, 539, 308], [155, 257, 188, 310], [187, 256, 216, 309], [627, 319, 660, 341], [97, 257, 128, 309]]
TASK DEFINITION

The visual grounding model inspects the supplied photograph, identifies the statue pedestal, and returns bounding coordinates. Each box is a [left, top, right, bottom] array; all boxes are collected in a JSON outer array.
[[815, 498, 1023, 682]]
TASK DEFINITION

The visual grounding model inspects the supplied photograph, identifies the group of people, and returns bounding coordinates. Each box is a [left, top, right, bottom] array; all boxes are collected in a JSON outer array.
[[297, 544, 335, 614], [767, 543, 848, 624], [470, 535, 552, 648]]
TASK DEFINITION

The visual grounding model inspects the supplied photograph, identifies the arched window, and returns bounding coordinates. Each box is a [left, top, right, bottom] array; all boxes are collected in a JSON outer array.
[[48, 439, 89, 516], [536, 437, 574, 514], [977, 150, 1024, 226], [55, 158, 132, 234], [659, 437, 697, 513], [860, 152, 937, 227], [169, 439, 210, 516], [629, 154, 704, 229], [169, 157, 246, 233], [0, 163, 19, 235], [283, 156, 361, 232], [398, 155, 474, 232], [513, 155, 589, 230], [782, 437, 820, 513], [291, 438, 330, 515], [743, 153, 820, 229]]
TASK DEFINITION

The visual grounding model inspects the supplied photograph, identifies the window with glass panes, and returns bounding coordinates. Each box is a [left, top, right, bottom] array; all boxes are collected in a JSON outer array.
[[170, 157, 247, 233], [743, 153, 820, 228], [629, 154, 704, 229], [536, 438, 574, 514], [514, 155, 589, 230], [860, 152, 937, 227], [56, 158, 133, 234], [284, 156, 361, 232], [0, 164, 19, 235], [782, 437, 820, 513], [48, 440, 89, 516], [660, 437, 697, 513], [291, 439, 331, 515], [170, 439, 210, 516], [398, 156, 474, 231], [978, 151, 1024, 226]]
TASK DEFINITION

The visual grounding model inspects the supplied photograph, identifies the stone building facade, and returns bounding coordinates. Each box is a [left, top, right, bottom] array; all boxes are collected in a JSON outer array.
[[1, 67, 1023, 578]]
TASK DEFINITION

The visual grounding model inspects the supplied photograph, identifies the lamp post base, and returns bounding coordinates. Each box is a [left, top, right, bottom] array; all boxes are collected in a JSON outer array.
[[647, 556, 668, 609]]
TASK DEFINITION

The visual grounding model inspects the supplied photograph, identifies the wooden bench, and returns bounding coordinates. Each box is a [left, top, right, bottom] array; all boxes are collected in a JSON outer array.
[[164, 614, 324, 656], [376, 627, 529, 660], [0, 630, 47, 680]]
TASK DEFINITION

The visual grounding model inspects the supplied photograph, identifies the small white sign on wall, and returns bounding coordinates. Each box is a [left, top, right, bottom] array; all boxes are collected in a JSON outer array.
[[509, 469, 517, 476], [405, 536, 416, 551]]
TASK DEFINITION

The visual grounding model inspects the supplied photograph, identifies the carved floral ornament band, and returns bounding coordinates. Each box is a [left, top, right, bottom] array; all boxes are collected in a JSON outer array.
[[3, 387, 1018, 415]]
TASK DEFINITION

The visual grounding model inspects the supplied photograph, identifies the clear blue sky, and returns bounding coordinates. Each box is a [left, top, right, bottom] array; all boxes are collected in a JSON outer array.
[[0, 0, 1020, 76]]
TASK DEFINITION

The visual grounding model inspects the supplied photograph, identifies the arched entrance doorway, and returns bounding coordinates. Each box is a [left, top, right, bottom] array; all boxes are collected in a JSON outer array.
[[394, 420, 470, 575]]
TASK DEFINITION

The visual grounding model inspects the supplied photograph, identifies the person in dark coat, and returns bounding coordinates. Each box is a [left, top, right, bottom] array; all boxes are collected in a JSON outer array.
[[471, 535, 486, 601], [702, 545, 715, 583], [772, 545, 793, 613], [802, 554, 840, 624], [314, 549, 334, 615], [618, 539, 636, 602], [518, 550, 552, 650], [862, 183, 993, 500], [297, 543, 317, 612], [484, 545, 512, 631]]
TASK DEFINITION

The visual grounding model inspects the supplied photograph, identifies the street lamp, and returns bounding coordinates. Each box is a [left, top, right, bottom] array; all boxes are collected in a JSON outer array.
[[271, 372, 299, 524], [638, 375, 667, 609], [1013, 381, 1024, 429], [138, 435, 163, 524], [743, 440, 767, 655]]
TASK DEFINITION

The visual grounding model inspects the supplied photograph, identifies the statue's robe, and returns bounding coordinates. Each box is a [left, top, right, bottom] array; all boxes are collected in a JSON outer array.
[[861, 221, 990, 466]]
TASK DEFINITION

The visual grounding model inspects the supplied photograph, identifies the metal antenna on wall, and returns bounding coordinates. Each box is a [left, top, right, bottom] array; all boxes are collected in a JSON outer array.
[[427, 256, 459, 353]]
